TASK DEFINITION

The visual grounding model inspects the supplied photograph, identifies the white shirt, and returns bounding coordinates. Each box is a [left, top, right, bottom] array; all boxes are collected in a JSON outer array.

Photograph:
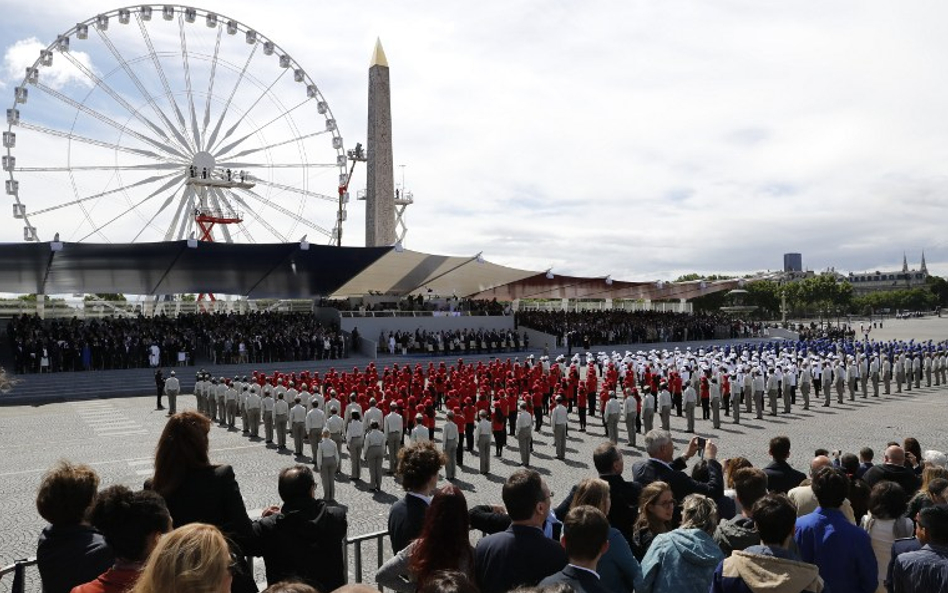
[[384, 412, 403, 435], [657, 390, 672, 408], [682, 386, 697, 405], [246, 392, 261, 410], [290, 403, 307, 423], [347, 419, 364, 440], [643, 393, 656, 410], [326, 415, 344, 434], [604, 398, 621, 418], [516, 411, 533, 433], [305, 408, 326, 432], [261, 395, 275, 412], [474, 418, 492, 440], [442, 420, 459, 443], [410, 424, 429, 443], [364, 406, 383, 428], [364, 429, 386, 455], [552, 404, 569, 425], [273, 399, 289, 416], [316, 438, 338, 468], [164, 376, 180, 393]]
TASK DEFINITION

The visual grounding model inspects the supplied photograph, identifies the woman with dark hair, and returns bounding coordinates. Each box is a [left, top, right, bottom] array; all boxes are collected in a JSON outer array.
[[147, 411, 257, 593], [904, 437, 923, 474], [631, 481, 674, 561], [376, 484, 474, 592], [72, 486, 172, 593], [840, 452, 872, 524], [860, 481, 913, 593]]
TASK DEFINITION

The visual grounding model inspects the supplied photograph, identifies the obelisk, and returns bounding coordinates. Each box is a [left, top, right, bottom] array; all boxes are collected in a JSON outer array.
[[365, 39, 396, 247]]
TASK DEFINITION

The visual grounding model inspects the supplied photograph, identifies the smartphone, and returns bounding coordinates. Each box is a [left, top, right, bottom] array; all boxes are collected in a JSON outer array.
[[696, 437, 706, 458]]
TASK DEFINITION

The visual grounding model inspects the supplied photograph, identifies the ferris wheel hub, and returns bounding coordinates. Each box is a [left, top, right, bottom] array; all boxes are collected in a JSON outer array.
[[191, 151, 216, 176]]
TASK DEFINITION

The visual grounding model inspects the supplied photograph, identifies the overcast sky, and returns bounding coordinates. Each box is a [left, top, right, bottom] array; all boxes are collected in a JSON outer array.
[[1, 1, 946, 281]]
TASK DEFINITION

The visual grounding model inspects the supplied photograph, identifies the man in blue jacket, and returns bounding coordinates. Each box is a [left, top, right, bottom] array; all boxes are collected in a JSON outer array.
[[795, 466, 877, 593]]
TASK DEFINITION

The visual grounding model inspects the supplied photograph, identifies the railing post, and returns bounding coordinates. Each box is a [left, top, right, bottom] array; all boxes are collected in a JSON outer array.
[[354, 540, 363, 583]]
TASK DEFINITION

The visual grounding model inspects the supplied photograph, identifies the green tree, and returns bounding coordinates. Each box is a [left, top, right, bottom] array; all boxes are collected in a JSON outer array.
[[927, 276, 948, 307], [84, 293, 127, 301]]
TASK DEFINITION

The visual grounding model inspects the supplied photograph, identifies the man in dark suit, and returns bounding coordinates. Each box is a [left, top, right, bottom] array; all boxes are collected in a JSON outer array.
[[474, 469, 568, 593], [252, 465, 347, 592], [763, 436, 807, 494], [388, 441, 445, 553], [632, 429, 723, 522], [555, 442, 641, 546], [540, 506, 611, 593]]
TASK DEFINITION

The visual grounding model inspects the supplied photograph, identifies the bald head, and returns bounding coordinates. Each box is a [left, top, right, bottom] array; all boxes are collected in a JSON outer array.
[[810, 455, 832, 478], [885, 446, 906, 466]]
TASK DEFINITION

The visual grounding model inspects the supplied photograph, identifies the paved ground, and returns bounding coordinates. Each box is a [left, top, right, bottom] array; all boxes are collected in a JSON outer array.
[[2, 317, 947, 592]]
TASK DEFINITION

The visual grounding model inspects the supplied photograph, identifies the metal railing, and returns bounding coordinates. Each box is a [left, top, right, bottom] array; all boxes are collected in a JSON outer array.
[[0, 557, 37, 593], [345, 529, 389, 588]]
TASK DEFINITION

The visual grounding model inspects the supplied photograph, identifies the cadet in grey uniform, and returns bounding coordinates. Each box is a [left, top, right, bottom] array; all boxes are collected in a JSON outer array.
[[799, 366, 811, 410], [475, 410, 492, 474], [262, 386, 274, 443], [709, 378, 721, 429], [766, 371, 778, 416], [514, 402, 533, 467], [603, 392, 621, 444], [164, 371, 180, 416], [315, 429, 338, 501], [246, 386, 261, 438], [364, 420, 385, 491], [551, 396, 569, 458], [657, 386, 672, 431], [384, 404, 403, 474], [326, 408, 345, 475], [622, 390, 638, 447], [822, 362, 833, 407], [883, 356, 892, 395], [306, 401, 326, 460], [273, 393, 289, 450], [442, 411, 460, 479], [642, 390, 656, 433], [682, 383, 697, 433], [730, 374, 742, 424], [347, 411, 364, 480], [290, 397, 307, 457]]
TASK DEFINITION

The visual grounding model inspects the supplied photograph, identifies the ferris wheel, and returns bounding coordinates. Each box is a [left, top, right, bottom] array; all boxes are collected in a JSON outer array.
[[4, 4, 349, 246]]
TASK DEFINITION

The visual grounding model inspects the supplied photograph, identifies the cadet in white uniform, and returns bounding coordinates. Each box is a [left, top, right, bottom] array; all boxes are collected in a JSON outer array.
[[657, 385, 672, 431], [642, 390, 656, 433], [474, 410, 492, 474], [682, 383, 697, 433], [384, 404, 404, 474], [410, 414, 429, 444], [622, 389, 638, 447], [246, 386, 261, 438], [290, 397, 307, 457], [326, 408, 344, 475], [261, 387, 275, 443]]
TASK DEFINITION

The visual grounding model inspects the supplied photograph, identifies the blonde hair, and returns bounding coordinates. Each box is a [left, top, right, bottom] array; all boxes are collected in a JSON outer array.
[[570, 478, 611, 515], [681, 494, 719, 535], [922, 466, 948, 493], [130, 523, 230, 593]]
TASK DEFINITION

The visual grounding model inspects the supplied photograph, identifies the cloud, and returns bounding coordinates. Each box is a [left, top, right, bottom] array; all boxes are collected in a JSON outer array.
[[2, 37, 95, 90]]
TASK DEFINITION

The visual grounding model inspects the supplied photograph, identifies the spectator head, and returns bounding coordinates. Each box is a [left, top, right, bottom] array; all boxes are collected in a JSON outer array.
[[811, 466, 849, 509], [923, 467, 948, 493], [751, 494, 797, 547], [561, 505, 610, 563], [724, 457, 753, 489], [859, 447, 874, 463], [151, 411, 211, 497], [370, 421, 380, 431], [814, 448, 830, 458], [277, 465, 316, 503], [769, 436, 792, 462], [592, 442, 622, 475], [923, 450, 948, 469], [90, 485, 171, 563], [130, 523, 231, 593], [680, 494, 719, 536], [917, 504, 948, 546], [570, 478, 610, 516], [884, 446, 906, 466], [644, 429, 674, 462], [733, 468, 769, 513], [809, 455, 832, 478], [397, 441, 445, 495], [36, 460, 99, 525], [261, 583, 318, 593], [868, 481, 908, 520], [929, 479, 948, 505], [416, 570, 479, 593], [691, 459, 710, 482], [502, 469, 550, 524], [635, 480, 674, 535], [904, 438, 922, 463], [840, 453, 859, 476], [409, 485, 472, 588]]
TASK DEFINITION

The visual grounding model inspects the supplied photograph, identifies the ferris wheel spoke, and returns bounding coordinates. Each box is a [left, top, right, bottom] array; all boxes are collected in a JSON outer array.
[[201, 24, 224, 143], [236, 187, 332, 239], [211, 189, 242, 244], [55, 50, 190, 157], [80, 175, 186, 242], [131, 185, 181, 242], [136, 13, 193, 152], [218, 162, 334, 169], [19, 122, 179, 163], [94, 26, 182, 148], [251, 179, 336, 203], [175, 186, 196, 240], [18, 163, 183, 172], [210, 68, 289, 155], [224, 189, 287, 242], [163, 182, 194, 242], [33, 81, 189, 161], [28, 172, 180, 216], [178, 15, 202, 151], [212, 98, 308, 160], [219, 129, 330, 162], [205, 42, 259, 151]]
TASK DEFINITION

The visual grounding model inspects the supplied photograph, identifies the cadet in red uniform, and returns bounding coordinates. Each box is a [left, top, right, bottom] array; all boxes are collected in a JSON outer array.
[[576, 385, 588, 432], [463, 398, 476, 452]]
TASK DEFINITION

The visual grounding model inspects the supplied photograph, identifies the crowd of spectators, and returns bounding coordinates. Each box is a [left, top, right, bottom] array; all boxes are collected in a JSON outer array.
[[320, 297, 508, 316], [30, 400, 948, 593], [515, 310, 752, 346], [5, 312, 348, 374], [377, 328, 529, 356]]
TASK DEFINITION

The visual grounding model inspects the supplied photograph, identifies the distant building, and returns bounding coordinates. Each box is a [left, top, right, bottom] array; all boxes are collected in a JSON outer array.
[[783, 253, 803, 273], [845, 253, 929, 295]]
